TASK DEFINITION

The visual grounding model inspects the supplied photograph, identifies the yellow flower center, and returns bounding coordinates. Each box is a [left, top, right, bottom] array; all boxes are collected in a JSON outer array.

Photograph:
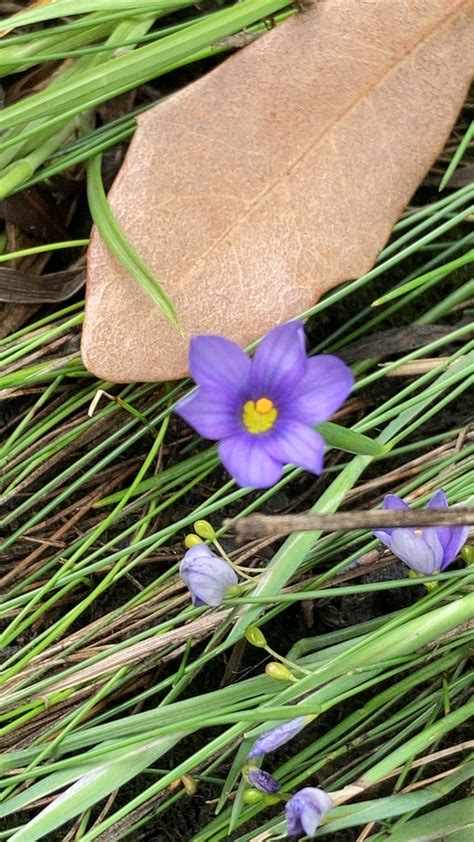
[[414, 528, 424, 536], [242, 397, 278, 434]]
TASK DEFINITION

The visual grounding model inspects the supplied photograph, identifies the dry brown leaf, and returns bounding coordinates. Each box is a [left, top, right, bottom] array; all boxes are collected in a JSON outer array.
[[82, 0, 474, 382], [0, 267, 84, 302]]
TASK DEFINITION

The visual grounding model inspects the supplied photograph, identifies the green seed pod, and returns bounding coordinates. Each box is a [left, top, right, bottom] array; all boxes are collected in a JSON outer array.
[[264, 794, 282, 806], [242, 787, 264, 804], [184, 533, 203, 549], [265, 662, 294, 681], [193, 520, 216, 540], [461, 544, 474, 565], [245, 626, 267, 648]]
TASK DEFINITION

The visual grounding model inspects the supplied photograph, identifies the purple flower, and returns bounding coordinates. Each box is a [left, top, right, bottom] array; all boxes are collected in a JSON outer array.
[[286, 787, 332, 837], [179, 545, 238, 607], [246, 766, 281, 794], [176, 321, 354, 489], [374, 489, 469, 575], [248, 717, 307, 758]]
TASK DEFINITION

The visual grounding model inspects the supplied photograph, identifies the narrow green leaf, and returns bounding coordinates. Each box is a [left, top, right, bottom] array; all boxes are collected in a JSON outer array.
[[7, 734, 184, 842], [0, 1, 191, 30], [86, 154, 179, 325], [372, 248, 474, 306], [439, 120, 474, 191], [0, 0, 294, 133], [385, 799, 474, 841], [361, 695, 474, 787], [317, 421, 387, 456], [0, 240, 89, 263]]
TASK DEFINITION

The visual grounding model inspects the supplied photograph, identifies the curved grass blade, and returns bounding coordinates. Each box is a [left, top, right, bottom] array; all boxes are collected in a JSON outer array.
[[86, 153, 178, 325]]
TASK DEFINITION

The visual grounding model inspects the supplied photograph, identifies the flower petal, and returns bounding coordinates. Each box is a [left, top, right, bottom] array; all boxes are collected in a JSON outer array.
[[438, 526, 469, 569], [382, 494, 411, 511], [301, 804, 322, 837], [246, 768, 281, 794], [176, 387, 239, 440], [180, 546, 238, 607], [390, 527, 444, 575], [373, 528, 394, 548], [264, 422, 324, 475], [248, 717, 307, 758], [376, 494, 411, 538], [189, 335, 251, 392], [249, 321, 307, 400], [426, 489, 452, 560], [426, 490, 468, 567], [218, 433, 282, 488], [285, 788, 332, 838], [427, 489, 448, 509], [289, 354, 354, 424]]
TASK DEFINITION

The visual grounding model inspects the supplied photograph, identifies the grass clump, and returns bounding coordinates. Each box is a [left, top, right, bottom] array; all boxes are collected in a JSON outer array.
[[0, 2, 473, 840]]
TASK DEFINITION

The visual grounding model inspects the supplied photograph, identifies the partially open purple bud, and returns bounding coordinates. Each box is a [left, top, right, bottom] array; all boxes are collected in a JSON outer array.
[[179, 545, 238, 607], [246, 766, 281, 794], [373, 489, 469, 575], [248, 716, 307, 758], [285, 787, 332, 837]]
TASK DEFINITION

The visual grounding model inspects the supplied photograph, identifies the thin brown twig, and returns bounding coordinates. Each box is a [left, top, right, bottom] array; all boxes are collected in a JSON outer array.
[[228, 507, 474, 540]]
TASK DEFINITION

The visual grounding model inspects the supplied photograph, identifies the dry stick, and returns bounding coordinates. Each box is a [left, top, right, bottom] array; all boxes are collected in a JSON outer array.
[[227, 508, 474, 541], [329, 740, 474, 810], [345, 435, 470, 501], [351, 740, 474, 842]]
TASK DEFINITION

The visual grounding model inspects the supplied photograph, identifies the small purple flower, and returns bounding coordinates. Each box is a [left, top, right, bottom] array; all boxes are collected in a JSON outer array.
[[374, 489, 469, 575], [246, 766, 281, 794], [176, 321, 354, 489], [248, 716, 307, 758], [286, 787, 332, 837], [179, 545, 238, 607]]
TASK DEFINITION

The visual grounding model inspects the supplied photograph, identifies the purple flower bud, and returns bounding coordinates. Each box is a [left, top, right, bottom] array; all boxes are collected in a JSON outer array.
[[248, 716, 307, 758], [179, 545, 238, 607], [246, 766, 281, 794], [373, 489, 469, 575], [285, 787, 332, 837]]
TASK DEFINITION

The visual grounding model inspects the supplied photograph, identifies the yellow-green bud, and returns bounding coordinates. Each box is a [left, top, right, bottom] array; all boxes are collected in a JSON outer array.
[[461, 544, 474, 565], [194, 520, 216, 540], [181, 774, 197, 795], [242, 788, 264, 804], [245, 626, 267, 648], [265, 662, 295, 681], [184, 533, 203, 549], [424, 580, 439, 592]]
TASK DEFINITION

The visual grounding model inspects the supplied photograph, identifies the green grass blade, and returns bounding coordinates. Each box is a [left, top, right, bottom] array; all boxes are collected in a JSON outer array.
[[0, 0, 191, 30], [5, 735, 184, 842], [317, 421, 387, 456], [439, 120, 474, 191], [86, 153, 178, 324], [372, 248, 474, 306], [384, 799, 474, 842]]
